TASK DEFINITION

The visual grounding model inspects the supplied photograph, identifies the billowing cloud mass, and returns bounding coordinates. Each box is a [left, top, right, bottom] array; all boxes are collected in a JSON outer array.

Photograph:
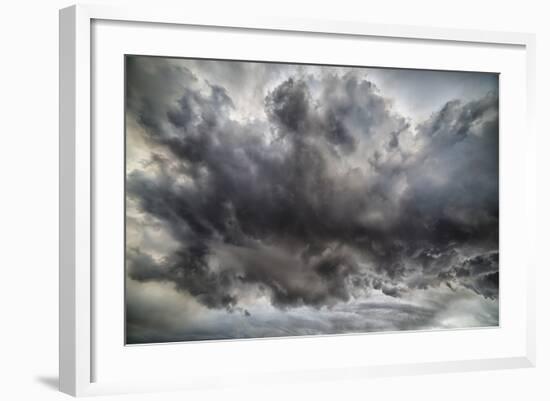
[[125, 56, 499, 344]]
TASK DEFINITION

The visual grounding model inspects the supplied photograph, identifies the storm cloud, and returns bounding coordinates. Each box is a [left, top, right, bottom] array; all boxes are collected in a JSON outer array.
[[125, 56, 499, 343]]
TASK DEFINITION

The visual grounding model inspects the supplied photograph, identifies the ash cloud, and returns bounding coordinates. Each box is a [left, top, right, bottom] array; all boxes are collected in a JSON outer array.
[[125, 56, 499, 342]]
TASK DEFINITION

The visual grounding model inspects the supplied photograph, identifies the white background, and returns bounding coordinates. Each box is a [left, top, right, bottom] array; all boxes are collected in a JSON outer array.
[[0, 0, 548, 400]]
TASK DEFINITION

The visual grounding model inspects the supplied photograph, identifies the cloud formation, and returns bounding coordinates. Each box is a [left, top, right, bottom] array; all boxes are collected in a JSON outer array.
[[125, 56, 499, 343]]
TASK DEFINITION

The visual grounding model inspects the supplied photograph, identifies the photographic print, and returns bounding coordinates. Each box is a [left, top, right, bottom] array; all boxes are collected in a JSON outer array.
[[125, 55, 499, 344]]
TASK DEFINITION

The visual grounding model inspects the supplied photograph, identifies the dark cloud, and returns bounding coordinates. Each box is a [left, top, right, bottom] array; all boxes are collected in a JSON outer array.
[[452, 251, 499, 299], [125, 56, 499, 342]]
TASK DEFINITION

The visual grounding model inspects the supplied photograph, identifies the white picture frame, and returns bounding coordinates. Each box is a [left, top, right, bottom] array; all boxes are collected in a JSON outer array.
[[59, 3, 536, 397]]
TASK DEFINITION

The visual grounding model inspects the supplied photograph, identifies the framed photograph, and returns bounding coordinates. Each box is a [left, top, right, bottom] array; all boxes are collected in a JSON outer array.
[[59, 4, 536, 396]]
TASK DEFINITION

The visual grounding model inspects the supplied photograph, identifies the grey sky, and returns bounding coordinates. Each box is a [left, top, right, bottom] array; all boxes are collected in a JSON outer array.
[[125, 55, 499, 344]]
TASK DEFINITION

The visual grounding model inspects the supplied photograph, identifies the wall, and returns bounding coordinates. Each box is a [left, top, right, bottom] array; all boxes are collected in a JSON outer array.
[[0, 0, 547, 399]]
